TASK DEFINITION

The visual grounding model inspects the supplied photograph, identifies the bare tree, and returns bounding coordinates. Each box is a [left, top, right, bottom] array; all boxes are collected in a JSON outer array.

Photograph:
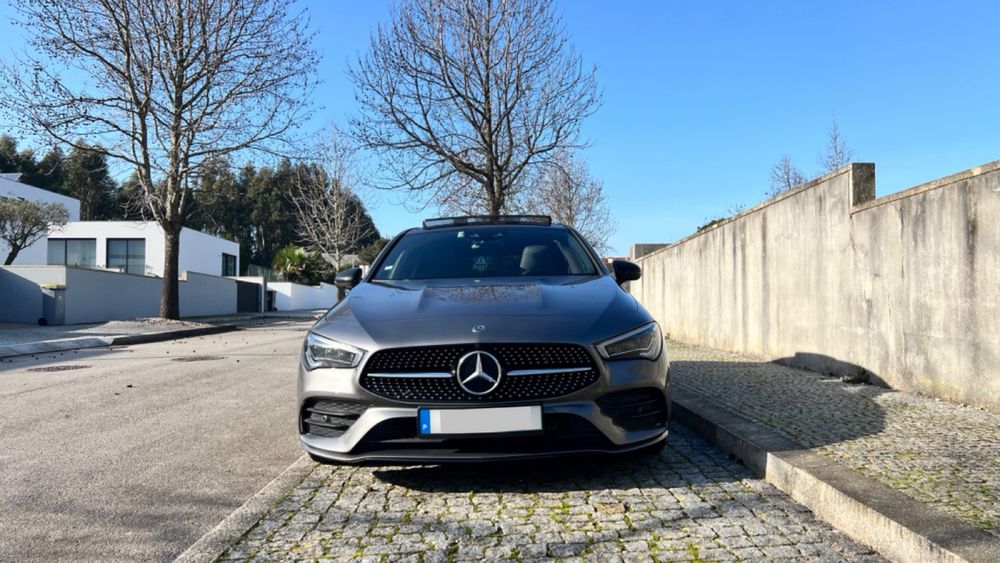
[[527, 150, 615, 254], [289, 134, 377, 271], [819, 117, 854, 173], [351, 0, 600, 216], [0, 198, 69, 264], [436, 172, 524, 216], [2, 0, 318, 318], [768, 155, 807, 198]]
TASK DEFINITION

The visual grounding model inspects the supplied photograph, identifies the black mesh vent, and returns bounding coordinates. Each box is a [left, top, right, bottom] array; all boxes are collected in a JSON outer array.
[[350, 413, 614, 455], [596, 388, 669, 431], [301, 399, 368, 438], [360, 343, 599, 403]]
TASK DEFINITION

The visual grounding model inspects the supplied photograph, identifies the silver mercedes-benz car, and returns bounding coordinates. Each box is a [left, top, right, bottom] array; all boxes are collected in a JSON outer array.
[[298, 216, 670, 463]]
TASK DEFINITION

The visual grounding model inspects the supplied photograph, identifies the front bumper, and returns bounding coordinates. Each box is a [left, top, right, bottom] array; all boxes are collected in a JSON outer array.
[[298, 348, 670, 463]]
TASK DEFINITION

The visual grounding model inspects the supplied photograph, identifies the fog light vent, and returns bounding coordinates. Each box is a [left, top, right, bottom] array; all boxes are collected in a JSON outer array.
[[301, 399, 367, 438], [596, 388, 669, 431]]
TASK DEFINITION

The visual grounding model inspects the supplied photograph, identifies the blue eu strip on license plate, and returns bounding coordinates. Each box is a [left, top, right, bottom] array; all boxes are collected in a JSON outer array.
[[418, 408, 432, 435], [418, 405, 542, 435]]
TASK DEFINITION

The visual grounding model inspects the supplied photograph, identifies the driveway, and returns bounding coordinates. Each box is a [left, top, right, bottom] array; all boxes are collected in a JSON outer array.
[[0, 320, 886, 562], [0, 321, 311, 562], [217, 425, 884, 561]]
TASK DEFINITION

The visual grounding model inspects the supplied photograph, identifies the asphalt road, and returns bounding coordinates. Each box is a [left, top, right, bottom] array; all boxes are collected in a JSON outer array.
[[0, 321, 311, 562]]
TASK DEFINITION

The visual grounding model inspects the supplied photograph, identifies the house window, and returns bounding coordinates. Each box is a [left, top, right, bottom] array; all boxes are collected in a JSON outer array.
[[47, 239, 97, 268], [107, 239, 146, 275], [222, 253, 237, 277]]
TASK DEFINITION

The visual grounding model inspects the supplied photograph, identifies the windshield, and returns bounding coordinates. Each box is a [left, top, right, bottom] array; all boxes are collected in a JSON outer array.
[[373, 226, 600, 280]]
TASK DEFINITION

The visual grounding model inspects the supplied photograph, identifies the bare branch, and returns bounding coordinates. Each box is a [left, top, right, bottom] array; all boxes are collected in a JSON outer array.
[[523, 150, 616, 255], [288, 131, 378, 269], [1, 0, 319, 317], [350, 0, 600, 216], [768, 155, 806, 198], [819, 116, 854, 173]]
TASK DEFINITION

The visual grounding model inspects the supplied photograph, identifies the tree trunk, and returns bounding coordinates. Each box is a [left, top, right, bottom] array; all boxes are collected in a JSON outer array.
[[4, 248, 18, 265], [487, 181, 502, 217], [160, 226, 181, 319]]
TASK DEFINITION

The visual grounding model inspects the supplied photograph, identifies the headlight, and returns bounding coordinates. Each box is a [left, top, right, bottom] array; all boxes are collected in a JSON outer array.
[[597, 322, 662, 360], [303, 332, 365, 370]]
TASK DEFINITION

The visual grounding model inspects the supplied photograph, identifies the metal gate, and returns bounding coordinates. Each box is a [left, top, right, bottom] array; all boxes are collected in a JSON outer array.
[[235, 280, 261, 312]]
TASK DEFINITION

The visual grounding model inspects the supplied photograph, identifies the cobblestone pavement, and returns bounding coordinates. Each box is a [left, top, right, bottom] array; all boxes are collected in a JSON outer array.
[[666, 340, 1000, 537], [221, 425, 882, 562]]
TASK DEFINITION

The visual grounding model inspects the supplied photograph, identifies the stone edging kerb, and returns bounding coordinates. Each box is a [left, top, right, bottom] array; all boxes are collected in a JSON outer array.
[[672, 388, 1000, 563]]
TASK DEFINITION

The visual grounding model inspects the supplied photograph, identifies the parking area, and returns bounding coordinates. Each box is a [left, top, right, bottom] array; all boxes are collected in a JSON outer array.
[[1, 323, 893, 562], [218, 424, 883, 562]]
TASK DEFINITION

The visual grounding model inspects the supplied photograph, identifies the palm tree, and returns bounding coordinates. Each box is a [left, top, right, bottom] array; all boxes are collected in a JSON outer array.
[[272, 245, 308, 282]]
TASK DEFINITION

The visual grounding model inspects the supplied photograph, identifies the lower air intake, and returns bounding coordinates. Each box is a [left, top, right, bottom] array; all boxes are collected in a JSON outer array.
[[596, 388, 669, 431]]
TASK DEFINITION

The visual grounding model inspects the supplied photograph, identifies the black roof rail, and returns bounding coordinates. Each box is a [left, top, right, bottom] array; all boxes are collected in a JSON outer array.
[[421, 215, 553, 229]]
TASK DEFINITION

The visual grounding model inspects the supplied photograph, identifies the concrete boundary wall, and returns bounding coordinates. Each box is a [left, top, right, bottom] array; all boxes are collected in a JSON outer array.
[[268, 282, 337, 311], [631, 160, 1000, 411], [0, 267, 59, 323], [63, 267, 160, 323], [179, 271, 237, 318], [0, 266, 238, 324]]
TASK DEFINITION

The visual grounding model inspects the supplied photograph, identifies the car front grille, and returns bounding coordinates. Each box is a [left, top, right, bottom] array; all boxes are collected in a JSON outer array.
[[596, 388, 669, 431], [301, 398, 368, 438], [359, 343, 600, 403]]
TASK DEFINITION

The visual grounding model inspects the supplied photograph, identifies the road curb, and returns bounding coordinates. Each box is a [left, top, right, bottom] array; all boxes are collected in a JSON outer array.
[[0, 325, 240, 360], [0, 336, 114, 359], [672, 388, 1000, 563], [110, 324, 239, 346], [173, 454, 315, 563]]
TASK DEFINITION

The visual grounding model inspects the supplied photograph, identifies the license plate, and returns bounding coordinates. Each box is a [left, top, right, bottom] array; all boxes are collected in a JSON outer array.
[[418, 405, 542, 436]]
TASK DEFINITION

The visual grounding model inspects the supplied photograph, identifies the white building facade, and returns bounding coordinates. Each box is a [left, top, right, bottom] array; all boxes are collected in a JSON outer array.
[[45, 221, 240, 277], [0, 173, 81, 265]]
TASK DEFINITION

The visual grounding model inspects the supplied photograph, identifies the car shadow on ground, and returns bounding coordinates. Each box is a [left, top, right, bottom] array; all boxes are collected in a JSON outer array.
[[293, 423, 882, 561], [370, 421, 752, 494]]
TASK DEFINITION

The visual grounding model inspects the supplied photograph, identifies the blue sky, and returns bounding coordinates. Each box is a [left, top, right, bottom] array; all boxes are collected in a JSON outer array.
[[3, 1, 1000, 254]]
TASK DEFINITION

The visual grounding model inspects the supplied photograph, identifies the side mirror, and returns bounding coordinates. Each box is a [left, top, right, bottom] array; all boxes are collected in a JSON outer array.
[[611, 260, 641, 284], [334, 267, 363, 290]]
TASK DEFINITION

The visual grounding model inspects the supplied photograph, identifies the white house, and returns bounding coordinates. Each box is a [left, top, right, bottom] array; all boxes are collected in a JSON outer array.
[[45, 221, 240, 277], [2, 173, 239, 276], [0, 173, 81, 265], [2, 172, 339, 321]]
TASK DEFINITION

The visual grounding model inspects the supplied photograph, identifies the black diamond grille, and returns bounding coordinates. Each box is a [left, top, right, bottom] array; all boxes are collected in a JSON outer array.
[[360, 344, 599, 403]]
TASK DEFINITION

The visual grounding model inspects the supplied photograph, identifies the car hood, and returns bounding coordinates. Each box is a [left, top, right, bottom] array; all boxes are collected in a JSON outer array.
[[312, 276, 651, 349]]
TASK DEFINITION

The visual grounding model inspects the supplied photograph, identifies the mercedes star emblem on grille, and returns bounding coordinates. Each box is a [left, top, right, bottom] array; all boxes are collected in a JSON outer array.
[[456, 351, 503, 395]]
